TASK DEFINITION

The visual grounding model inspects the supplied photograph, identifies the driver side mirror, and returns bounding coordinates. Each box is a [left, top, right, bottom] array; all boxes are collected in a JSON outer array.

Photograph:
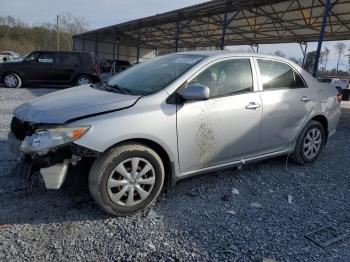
[[180, 85, 210, 101]]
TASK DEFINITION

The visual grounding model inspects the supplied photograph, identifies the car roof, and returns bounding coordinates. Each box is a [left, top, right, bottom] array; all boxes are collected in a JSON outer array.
[[31, 50, 93, 54], [175, 50, 294, 63]]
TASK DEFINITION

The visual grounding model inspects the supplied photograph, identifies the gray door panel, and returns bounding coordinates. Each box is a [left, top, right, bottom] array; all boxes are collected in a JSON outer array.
[[176, 58, 262, 173], [255, 58, 316, 153], [258, 89, 315, 153], [177, 93, 262, 172]]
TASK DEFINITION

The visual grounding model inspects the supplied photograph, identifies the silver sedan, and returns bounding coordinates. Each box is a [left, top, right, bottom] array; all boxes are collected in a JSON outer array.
[[9, 51, 341, 216]]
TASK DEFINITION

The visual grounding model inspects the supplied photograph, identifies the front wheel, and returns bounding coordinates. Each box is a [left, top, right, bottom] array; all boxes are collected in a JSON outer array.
[[290, 120, 325, 164], [89, 143, 165, 216], [3, 73, 22, 88]]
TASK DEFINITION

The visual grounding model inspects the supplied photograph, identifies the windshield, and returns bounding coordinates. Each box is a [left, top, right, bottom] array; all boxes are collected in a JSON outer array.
[[106, 54, 206, 95], [6, 53, 28, 62]]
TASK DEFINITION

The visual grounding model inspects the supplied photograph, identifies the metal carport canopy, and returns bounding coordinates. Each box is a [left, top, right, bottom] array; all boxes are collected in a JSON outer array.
[[73, 0, 350, 49]]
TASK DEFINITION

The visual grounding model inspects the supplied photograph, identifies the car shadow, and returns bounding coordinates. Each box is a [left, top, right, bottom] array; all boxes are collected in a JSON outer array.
[[23, 85, 66, 97], [0, 151, 285, 226]]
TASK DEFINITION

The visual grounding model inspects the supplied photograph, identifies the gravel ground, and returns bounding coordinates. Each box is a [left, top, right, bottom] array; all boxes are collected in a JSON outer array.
[[0, 88, 349, 262]]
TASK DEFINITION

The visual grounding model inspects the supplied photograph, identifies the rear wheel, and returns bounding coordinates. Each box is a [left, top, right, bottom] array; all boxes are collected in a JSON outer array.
[[89, 143, 165, 216], [290, 120, 325, 164], [76, 75, 92, 86], [3, 73, 22, 88]]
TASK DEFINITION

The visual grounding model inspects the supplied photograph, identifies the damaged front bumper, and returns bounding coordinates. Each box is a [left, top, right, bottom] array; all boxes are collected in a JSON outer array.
[[40, 159, 70, 189], [8, 132, 22, 158], [8, 132, 99, 189]]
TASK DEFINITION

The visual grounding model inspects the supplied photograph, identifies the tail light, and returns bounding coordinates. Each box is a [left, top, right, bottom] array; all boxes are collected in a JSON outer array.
[[95, 63, 100, 75], [335, 86, 342, 103], [336, 91, 342, 103]]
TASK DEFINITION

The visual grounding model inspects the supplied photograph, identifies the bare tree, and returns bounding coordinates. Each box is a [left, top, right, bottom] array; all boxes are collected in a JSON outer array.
[[58, 12, 89, 49], [323, 47, 330, 71], [59, 12, 88, 35], [273, 50, 286, 57], [334, 42, 346, 72], [288, 57, 302, 66]]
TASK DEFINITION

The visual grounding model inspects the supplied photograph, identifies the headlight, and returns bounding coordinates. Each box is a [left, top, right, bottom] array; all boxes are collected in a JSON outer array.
[[20, 126, 90, 155]]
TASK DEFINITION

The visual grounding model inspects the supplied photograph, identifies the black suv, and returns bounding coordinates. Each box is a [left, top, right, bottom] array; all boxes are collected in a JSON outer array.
[[0, 51, 100, 88]]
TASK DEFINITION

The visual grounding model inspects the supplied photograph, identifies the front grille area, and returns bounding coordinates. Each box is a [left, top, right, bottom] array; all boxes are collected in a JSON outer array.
[[10, 117, 36, 140]]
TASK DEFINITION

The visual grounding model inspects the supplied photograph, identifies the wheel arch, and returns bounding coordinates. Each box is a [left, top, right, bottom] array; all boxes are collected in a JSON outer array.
[[311, 114, 329, 143], [1, 70, 24, 83], [291, 113, 329, 153], [74, 73, 99, 84], [104, 138, 176, 189]]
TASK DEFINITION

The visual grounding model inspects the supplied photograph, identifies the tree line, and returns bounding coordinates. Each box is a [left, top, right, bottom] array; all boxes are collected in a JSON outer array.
[[0, 14, 88, 54], [1, 14, 349, 77], [274, 43, 350, 77]]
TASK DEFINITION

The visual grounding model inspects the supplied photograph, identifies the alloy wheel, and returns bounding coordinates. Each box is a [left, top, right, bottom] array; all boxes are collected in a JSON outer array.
[[303, 128, 322, 159], [107, 157, 156, 207], [77, 77, 91, 85], [4, 74, 18, 88]]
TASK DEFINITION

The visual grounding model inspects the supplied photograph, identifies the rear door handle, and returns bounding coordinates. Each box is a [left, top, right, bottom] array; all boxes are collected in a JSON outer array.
[[245, 102, 260, 110], [301, 96, 312, 102]]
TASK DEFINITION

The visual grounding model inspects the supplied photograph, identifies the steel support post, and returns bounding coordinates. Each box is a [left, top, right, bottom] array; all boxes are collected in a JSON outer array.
[[312, 0, 331, 77], [94, 36, 98, 56], [175, 19, 180, 52], [250, 44, 259, 53], [136, 27, 140, 63], [300, 42, 308, 68], [112, 31, 116, 60], [221, 10, 228, 50]]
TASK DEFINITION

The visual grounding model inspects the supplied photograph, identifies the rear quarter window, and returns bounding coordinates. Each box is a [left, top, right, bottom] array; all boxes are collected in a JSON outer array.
[[257, 59, 306, 90], [59, 53, 80, 64], [80, 52, 96, 65]]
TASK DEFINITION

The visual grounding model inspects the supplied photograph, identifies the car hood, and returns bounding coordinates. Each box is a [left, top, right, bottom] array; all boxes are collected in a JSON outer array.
[[0, 61, 22, 66], [14, 85, 141, 124]]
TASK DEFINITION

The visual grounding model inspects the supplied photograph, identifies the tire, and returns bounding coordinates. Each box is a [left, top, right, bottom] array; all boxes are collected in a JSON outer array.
[[89, 143, 165, 216], [290, 120, 325, 165], [76, 75, 92, 86], [3, 72, 22, 88]]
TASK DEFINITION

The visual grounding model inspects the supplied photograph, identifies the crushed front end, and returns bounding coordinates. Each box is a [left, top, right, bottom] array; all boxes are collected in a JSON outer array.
[[8, 116, 99, 189]]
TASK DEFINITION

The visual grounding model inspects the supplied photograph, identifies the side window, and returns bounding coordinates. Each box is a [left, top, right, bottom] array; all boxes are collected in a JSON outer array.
[[257, 59, 306, 90], [38, 53, 55, 63], [59, 53, 80, 64], [188, 59, 253, 98], [25, 52, 39, 62]]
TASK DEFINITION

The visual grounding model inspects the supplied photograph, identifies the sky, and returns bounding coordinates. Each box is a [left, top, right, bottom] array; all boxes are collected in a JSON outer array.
[[0, 0, 349, 70]]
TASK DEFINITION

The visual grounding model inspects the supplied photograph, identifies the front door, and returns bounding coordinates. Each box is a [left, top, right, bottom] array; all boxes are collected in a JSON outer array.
[[21, 52, 56, 83], [176, 58, 263, 173]]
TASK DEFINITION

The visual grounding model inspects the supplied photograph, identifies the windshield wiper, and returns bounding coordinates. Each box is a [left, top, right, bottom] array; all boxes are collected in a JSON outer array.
[[102, 81, 131, 95]]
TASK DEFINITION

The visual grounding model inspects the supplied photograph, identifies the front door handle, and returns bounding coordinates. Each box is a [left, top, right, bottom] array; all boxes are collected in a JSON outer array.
[[301, 96, 312, 102], [245, 102, 260, 110]]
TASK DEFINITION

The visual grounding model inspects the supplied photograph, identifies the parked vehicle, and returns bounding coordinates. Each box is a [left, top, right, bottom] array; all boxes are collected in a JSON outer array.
[[0, 55, 8, 63], [8, 51, 341, 216], [318, 77, 349, 90], [101, 59, 131, 73], [0, 51, 20, 62], [100, 59, 131, 81], [0, 51, 100, 88]]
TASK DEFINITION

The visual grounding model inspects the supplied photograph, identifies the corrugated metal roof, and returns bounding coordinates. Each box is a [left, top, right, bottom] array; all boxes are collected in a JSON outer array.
[[73, 0, 350, 48]]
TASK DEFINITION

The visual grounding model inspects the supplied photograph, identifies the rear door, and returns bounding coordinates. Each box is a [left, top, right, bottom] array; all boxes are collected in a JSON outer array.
[[255, 58, 316, 154], [52, 52, 81, 83]]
